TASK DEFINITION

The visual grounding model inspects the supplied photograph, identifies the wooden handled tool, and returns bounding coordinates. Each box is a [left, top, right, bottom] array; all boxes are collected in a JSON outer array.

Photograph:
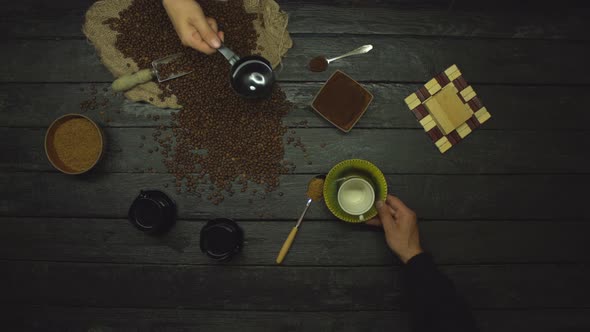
[[112, 69, 155, 92], [111, 53, 191, 92], [276, 198, 312, 264]]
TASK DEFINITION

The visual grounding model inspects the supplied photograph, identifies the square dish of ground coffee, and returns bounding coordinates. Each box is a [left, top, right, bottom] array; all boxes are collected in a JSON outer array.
[[311, 70, 373, 132]]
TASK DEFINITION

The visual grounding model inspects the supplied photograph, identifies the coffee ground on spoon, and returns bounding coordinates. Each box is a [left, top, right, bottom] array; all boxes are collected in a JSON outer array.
[[307, 177, 324, 201], [308, 56, 328, 72], [107, 0, 292, 204]]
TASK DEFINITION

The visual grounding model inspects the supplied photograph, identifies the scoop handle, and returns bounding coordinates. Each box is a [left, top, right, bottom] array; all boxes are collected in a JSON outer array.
[[111, 68, 155, 92], [276, 227, 299, 264], [218, 45, 240, 66]]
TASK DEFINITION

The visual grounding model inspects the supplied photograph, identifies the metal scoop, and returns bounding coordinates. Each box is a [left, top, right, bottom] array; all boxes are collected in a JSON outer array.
[[218, 45, 275, 99], [111, 53, 191, 92]]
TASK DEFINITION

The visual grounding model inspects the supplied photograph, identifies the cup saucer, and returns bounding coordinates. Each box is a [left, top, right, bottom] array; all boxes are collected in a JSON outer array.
[[324, 159, 387, 223]]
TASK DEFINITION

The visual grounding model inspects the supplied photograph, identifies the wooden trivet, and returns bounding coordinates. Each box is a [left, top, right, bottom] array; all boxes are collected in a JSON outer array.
[[404, 64, 491, 153]]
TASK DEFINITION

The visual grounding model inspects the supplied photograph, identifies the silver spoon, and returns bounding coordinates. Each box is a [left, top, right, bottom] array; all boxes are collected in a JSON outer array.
[[327, 44, 373, 64], [309, 45, 373, 72]]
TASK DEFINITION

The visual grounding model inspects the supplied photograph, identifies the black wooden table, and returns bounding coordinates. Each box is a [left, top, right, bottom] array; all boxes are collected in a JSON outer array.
[[2, 1, 590, 331]]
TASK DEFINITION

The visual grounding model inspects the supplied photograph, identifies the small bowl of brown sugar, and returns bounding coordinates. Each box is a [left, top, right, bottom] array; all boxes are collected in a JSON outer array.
[[45, 114, 105, 175]]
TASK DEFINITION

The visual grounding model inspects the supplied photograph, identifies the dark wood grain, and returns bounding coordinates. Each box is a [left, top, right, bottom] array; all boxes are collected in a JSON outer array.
[[10, 306, 590, 332], [3, 217, 588, 266], [8, 306, 590, 332], [2, 127, 589, 174], [3, 38, 590, 84], [4, 260, 590, 310], [2, 83, 590, 130], [449, 0, 590, 11], [3, 1, 590, 329], [284, 5, 590, 38], [8, 307, 408, 332], [1, 172, 588, 220], [2, 0, 589, 40], [0, 0, 588, 39]]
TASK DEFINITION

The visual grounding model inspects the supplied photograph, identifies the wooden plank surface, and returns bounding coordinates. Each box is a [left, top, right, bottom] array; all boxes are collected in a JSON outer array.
[[3, 38, 590, 84], [2, 0, 590, 329], [2, 83, 590, 130], [2, 217, 588, 266], [3, 127, 589, 174], [2, 0, 589, 40], [284, 5, 590, 38], [1, 172, 588, 220], [5, 260, 590, 310], [7, 307, 590, 332]]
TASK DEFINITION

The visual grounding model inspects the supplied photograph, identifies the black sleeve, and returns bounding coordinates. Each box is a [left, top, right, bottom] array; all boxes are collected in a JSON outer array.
[[404, 252, 479, 332]]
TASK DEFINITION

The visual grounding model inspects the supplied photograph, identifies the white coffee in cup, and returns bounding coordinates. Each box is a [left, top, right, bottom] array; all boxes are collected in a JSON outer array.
[[337, 177, 375, 216]]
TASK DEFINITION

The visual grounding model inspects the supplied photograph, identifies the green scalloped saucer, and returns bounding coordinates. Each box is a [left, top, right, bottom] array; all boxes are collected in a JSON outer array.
[[323, 159, 388, 223]]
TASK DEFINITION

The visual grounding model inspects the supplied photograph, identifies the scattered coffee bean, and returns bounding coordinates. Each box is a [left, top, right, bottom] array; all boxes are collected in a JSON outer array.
[[107, 0, 292, 203]]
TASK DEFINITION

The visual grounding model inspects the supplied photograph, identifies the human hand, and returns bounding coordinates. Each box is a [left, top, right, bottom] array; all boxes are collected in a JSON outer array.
[[366, 195, 423, 263], [163, 0, 224, 54]]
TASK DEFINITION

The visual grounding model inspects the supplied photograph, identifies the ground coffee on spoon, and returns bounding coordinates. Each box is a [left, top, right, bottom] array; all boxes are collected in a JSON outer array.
[[308, 56, 328, 72]]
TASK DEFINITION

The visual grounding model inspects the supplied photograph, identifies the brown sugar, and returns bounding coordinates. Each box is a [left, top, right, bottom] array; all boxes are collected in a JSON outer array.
[[307, 177, 325, 201], [50, 118, 102, 172], [312, 71, 373, 132], [308, 56, 328, 72]]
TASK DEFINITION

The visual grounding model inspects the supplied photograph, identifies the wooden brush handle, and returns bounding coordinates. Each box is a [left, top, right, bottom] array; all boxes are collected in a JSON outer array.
[[111, 68, 154, 92], [276, 227, 299, 264]]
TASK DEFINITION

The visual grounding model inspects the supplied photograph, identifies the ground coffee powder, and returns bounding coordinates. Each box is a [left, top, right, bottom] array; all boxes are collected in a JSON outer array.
[[308, 56, 328, 72], [107, 0, 292, 204], [312, 71, 373, 132]]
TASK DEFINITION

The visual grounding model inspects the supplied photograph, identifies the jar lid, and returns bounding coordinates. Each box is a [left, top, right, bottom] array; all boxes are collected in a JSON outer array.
[[200, 218, 243, 261], [128, 190, 176, 235]]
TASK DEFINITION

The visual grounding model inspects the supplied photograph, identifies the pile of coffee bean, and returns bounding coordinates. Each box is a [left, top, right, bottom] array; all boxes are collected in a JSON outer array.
[[107, 0, 291, 204]]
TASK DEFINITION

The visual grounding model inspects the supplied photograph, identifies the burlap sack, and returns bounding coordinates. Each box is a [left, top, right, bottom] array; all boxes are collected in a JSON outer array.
[[83, 0, 292, 109]]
